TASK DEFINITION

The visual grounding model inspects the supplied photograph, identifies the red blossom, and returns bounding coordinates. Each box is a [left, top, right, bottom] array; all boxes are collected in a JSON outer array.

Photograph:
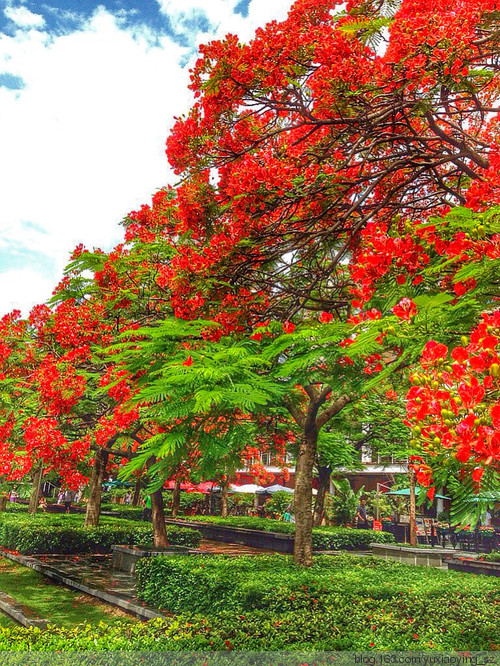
[[392, 298, 417, 321]]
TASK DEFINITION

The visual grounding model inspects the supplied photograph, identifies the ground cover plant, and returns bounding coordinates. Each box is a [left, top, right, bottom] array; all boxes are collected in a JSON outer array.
[[0, 553, 496, 650]]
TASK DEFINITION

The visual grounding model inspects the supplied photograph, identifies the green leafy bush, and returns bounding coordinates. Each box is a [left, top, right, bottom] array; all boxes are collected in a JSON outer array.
[[265, 491, 294, 516], [0, 514, 200, 554], [482, 551, 500, 562], [175, 515, 394, 549], [100, 505, 145, 520], [132, 554, 500, 651], [0, 555, 496, 650], [312, 527, 393, 550], [228, 492, 255, 513]]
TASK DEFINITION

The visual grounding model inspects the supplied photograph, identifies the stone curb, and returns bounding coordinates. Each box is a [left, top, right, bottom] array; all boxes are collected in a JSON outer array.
[[0, 550, 167, 621], [0, 589, 48, 629]]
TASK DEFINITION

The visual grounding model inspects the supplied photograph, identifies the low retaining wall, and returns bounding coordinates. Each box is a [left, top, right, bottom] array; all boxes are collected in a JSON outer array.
[[447, 559, 500, 577], [1, 550, 165, 620], [165, 519, 294, 553], [111, 545, 201, 573], [371, 543, 452, 568], [0, 590, 48, 628]]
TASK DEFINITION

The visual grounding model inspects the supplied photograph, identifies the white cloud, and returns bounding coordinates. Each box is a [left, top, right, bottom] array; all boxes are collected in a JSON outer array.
[[0, 1, 294, 316], [0, 267, 54, 315], [0, 9, 190, 314], [157, 0, 293, 44], [4, 5, 45, 29]]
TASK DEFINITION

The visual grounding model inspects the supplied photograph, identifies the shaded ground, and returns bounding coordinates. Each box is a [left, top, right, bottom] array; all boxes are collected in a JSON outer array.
[[198, 538, 276, 555], [0, 557, 137, 627]]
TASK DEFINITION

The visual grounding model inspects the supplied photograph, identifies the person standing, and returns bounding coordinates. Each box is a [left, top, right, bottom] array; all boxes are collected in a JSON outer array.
[[142, 495, 152, 521], [356, 497, 369, 529], [63, 488, 74, 514]]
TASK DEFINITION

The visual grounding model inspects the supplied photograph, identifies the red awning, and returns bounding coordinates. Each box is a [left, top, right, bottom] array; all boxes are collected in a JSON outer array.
[[190, 481, 220, 493], [164, 480, 196, 491]]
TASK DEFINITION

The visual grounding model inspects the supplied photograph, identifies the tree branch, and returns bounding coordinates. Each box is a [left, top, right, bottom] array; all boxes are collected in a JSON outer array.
[[317, 394, 352, 430]]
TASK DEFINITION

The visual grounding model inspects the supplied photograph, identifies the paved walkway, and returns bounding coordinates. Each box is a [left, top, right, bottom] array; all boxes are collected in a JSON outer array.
[[198, 538, 278, 555]]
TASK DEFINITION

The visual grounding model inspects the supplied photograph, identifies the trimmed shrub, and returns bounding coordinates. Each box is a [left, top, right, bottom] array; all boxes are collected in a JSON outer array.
[[133, 553, 500, 651], [0, 554, 496, 650], [100, 505, 146, 520], [0, 514, 200, 554], [173, 515, 394, 549]]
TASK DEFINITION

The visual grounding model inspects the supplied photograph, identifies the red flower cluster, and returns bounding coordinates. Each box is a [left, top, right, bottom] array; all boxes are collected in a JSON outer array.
[[406, 311, 500, 490]]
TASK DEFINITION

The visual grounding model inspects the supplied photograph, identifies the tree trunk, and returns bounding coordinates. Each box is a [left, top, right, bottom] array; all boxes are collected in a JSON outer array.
[[132, 473, 142, 507], [294, 427, 318, 566], [28, 464, 44, 515], [409, 468, 417, 547], [85, 449, 108, 527], [151, 488, 169, 548], [313, 465, 331, 527], [171, 478, 181, 518], [221, 479, 229, 518]]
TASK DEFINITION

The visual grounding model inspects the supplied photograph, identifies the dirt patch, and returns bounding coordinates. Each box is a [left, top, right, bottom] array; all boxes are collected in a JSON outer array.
[[72, 594, 140, 620]]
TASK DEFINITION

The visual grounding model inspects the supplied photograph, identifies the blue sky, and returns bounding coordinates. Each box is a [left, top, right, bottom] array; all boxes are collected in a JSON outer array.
[[0, 0, 292, 315]]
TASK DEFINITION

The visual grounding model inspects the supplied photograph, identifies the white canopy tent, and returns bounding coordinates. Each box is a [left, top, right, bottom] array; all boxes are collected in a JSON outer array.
[[255, 484, 295, 495], [230, 483, 261, 494], [230, 483, 317, 495]]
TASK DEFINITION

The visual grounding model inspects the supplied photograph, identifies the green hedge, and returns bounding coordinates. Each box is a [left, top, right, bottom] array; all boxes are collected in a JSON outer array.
[[100, 505, 145, 520], [132, 554, 500, 650], [0, 599, 498, 652], [0, 554, 496, 649], [174, 515, 394, 549], [0, 515, 201, 554]]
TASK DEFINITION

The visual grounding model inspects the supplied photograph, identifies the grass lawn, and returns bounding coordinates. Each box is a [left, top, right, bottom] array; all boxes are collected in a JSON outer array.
[[0, 612, 15, 627], [0, 558, 137, 628]]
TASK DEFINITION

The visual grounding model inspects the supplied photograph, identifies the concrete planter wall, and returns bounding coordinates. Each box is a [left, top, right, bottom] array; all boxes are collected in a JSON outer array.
[[111, 544, 200, 573], [447, 559, 500, 577], [371, 543, 452, 568], [165, 519, 295, 553]]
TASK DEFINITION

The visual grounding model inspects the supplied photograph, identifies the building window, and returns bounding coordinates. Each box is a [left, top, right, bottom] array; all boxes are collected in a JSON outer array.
[[260, 452, 271, 466], [361, 445, 373, 463]]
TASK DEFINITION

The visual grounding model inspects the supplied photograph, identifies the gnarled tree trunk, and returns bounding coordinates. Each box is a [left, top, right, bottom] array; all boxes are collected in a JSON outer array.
[[152, 488, 169, 548], [171, 478, 181, 518], [85, 449, 108, 527], [313, 465, 331, 527], [294, 426, 318, 566], [28, 464, 44, 515]]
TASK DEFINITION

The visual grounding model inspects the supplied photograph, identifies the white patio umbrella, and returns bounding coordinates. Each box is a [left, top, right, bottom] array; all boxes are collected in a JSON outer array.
[[255, 484, 295, 494], [230, 483, 260, 494]]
